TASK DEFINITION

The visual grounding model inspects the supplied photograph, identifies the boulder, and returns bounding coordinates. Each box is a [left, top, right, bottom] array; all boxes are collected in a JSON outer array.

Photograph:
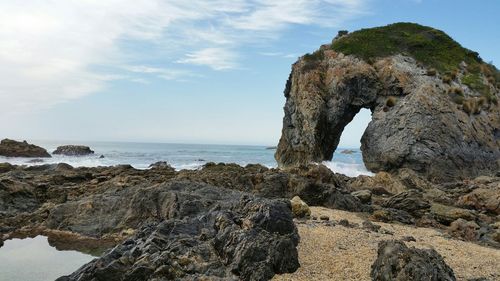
[[431, 203, 476, 225], [275, 23, 500, 182], [290, 196, 311, 218], [382, 190, 430, 217], [53, 145, 94, 156], [349, 172, 407, 195], [371, 240, 456, 281], [0, 139, 51, 158], [448, 218, 480, 241], [351, 189, 372, 203], [371, 208, 415, 225], [457, 187, 500, 215]]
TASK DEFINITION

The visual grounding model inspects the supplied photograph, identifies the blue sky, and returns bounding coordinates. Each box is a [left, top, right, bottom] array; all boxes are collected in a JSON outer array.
[[1, 0, 499, 147]]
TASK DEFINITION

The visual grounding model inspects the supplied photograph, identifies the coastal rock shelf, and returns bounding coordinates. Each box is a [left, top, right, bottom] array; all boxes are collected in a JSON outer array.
[[275, 23, 500, 181], [58, 193, 299, 281], [1, 162, 499, 280]]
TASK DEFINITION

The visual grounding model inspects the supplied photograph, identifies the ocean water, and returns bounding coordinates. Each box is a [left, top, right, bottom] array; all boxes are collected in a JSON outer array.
[[0, 236, 96, 281], [0, 141, 373, 177]]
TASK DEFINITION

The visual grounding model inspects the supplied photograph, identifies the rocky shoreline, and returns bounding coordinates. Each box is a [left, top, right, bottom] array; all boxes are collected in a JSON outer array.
[[1, 162, 499, 280], [1, 22, 500, 281]]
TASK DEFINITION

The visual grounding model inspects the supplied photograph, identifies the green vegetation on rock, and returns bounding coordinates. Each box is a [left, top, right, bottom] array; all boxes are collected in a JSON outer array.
[[331, 22, 482, 74], [331, 22, 499, 106]]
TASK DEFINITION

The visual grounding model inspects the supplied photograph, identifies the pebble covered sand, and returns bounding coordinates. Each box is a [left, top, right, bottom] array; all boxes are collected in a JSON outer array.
[[273, 207, 500, 281]]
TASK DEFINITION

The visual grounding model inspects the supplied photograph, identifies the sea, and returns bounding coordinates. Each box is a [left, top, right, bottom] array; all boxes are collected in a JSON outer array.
[[0, 140, 373, 177]]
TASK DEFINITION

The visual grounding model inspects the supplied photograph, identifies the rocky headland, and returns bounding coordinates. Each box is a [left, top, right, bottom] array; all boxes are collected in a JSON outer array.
[[1, 22, 499, 281], [0, 139, 51, 158], [275, 22, 499, 182]]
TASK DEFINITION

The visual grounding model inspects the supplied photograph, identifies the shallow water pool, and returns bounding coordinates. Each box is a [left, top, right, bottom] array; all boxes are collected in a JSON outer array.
[[0, 235, 96, 281]]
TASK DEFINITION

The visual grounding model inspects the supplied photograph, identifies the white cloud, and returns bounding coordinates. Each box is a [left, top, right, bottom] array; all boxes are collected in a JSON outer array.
[[0, 0, 368, 117], [177, 48, 238, 70], [123, 65, 197, 80], [259, 52, 299, 59]]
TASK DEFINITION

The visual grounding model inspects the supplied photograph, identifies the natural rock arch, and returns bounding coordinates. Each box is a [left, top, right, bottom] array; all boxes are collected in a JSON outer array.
[[275, 50, 500, 182]]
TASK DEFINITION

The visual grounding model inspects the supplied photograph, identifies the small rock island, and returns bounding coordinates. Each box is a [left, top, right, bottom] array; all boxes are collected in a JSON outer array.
[[53, 145, 95, 156]]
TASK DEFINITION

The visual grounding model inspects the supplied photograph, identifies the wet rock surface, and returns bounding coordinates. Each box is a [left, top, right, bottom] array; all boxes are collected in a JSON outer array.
[[371, 240, 456, 281], [53, 145, 94, 156], [0, 139, 51, 158]]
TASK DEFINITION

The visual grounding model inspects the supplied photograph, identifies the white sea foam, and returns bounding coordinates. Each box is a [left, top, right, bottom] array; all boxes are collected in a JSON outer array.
[[322, 161, 373, 177], [1, 142, 371, 176]]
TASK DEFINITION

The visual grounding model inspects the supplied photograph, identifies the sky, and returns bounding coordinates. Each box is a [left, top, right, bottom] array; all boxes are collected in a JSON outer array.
[[1, 0, 499, 147]]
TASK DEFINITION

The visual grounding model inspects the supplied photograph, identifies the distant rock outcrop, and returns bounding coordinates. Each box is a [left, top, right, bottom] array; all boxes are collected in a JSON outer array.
[[275, 23, 500, 181], [53, 145, 94, 156], [0, 139, 51, 158]]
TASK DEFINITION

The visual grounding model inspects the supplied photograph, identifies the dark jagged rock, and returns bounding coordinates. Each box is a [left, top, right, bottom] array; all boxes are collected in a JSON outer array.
[[275, 23, 500, 182], [177, 163, 370, 212], [371, 240, 456, 281], [57, 189, 299, 281], [0, 139, 51, 158], [53, 145, 94, 156]]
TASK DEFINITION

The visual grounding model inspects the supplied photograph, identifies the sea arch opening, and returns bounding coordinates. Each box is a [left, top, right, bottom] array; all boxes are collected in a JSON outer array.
[[322, 108, 373, 177]]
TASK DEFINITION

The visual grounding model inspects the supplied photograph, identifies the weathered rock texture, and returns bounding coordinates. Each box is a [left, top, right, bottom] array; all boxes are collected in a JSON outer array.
[[275, 24, 500, 182], [53, 145, 94, 156], [0, 139, 51, 158], [371, 240, 456, 281], [58, 188, 299, 281], [2, 163, 500, 249], [0, 164, 301, 280]]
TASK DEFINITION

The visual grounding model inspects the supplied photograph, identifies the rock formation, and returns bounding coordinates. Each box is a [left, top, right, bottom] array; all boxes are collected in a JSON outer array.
[[371, 240, 456, 281], [53, 145, 94, 156], [1, 161, 500, 279], [275, 23, 500, 181], [58, 195, 299, 281], [0, 139, 51, 158]]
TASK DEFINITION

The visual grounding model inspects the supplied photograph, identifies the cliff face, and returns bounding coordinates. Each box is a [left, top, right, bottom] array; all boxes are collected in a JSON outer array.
[[275, 23, 500, 181]]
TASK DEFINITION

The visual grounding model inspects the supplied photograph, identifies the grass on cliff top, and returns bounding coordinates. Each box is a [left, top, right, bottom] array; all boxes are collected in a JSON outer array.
[[331, 22, 488, 75], [331, 22, 500, 100]]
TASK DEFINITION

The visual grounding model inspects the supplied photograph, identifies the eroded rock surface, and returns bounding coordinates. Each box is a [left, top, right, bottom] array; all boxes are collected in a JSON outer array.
[[58, 193, 299, 281], [275, 24, 500, 182]]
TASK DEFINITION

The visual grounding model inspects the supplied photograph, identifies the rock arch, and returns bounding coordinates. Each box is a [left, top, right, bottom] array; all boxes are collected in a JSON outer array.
[[275, 50, 500, 181]]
